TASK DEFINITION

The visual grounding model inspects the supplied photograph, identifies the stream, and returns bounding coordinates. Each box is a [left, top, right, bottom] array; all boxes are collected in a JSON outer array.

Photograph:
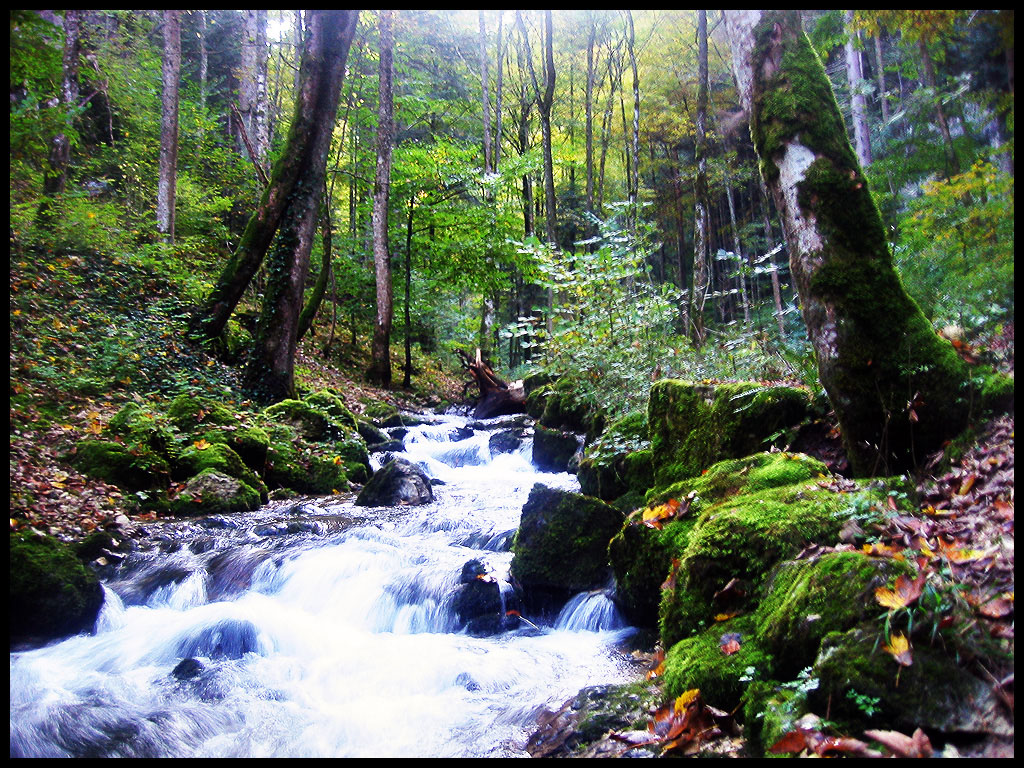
[[10, 415, 639, 758]]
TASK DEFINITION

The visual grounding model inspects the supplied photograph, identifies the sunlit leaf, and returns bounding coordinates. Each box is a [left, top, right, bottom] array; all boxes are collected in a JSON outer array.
[[882, 632, 913, 666], [874, 572, 925, 610]]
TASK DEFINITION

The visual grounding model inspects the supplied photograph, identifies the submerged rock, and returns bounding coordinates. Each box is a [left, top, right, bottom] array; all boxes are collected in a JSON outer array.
[[355, 458, 434, 507]]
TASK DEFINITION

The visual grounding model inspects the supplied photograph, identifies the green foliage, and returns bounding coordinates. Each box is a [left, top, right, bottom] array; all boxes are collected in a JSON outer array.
[[511, 204, 685, 418], [895, 159, 1014, 332]]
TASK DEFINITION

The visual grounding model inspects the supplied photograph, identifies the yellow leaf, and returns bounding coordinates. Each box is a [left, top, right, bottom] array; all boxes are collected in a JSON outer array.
[[714, 612, 740, 622], [332, 456, 343, 465], [674, 689, 700, 713], [882, 632, 913, 666], [193, 438, 211, 450]]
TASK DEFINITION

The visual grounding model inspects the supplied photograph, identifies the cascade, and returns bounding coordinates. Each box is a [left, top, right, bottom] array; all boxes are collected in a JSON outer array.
[[10, 415, 637, 758]]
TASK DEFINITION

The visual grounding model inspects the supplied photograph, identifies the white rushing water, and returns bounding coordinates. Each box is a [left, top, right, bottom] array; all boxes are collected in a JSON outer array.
[[10, 415, 636, 758]]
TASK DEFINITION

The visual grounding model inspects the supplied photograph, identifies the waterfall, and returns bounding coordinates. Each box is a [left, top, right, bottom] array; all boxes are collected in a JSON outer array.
[[10, 415, 637, 758]]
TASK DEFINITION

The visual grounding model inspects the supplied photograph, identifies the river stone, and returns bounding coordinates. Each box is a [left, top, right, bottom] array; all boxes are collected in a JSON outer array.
[[489, 428, 527, 457], [10, 531, 105, 647], [355, 458, 434, 507], [171, 469, 262, 516], [510, 484, 624, 614], [532, 425, 581, 473]]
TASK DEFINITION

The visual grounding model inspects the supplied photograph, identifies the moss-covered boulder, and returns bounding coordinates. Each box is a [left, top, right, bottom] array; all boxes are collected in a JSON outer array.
[[10, 531, 105, 646], [263, 424, 350, 495], [167, 393, 237, 431], [648, 379, 810, 488], [809, 627, 1013, 739], [169, 469, 262, 516], [356, 419, 389, 447], [754, 551, 914, 679], [608, 451, 829, 631], [663, 614, 773, 710], [108, 402, 180, 463], [578, 411, 652, 502], [175, 442, 267, 501], [70, 439, 171, 493], [659, 480, 847, 648], [510, 484, 624, 613], [532, 425, 581, 473], [200, 424, 270, 474], [263, 398, 345, 442], [304, 389, 359, 431]]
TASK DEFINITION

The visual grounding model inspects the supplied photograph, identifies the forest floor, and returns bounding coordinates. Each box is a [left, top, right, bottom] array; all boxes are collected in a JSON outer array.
[[8, 248, 1014, 756]]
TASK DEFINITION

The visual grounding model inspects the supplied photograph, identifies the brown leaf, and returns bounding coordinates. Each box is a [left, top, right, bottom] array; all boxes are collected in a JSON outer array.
[[769, 730, 810, 754], [864, 728, 933, 758]]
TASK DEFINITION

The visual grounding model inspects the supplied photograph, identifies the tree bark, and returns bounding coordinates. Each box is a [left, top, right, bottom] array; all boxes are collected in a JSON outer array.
[[296, 184, 333, 342], [156, 10, 180, 242], [585, 16, 596, 215], [844, 10, 872, 167], [690, 10, 710, 347], [238, 10, 269, 168], [244, 10, 358, 403], [479, 11, 493, 174], [724, 9, 985, 476], [194, 11, 357, 343], [368, 9, 396, 387], [43, 9, 81, 199]]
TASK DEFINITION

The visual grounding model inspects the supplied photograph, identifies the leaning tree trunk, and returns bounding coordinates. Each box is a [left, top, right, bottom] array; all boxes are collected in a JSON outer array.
[[193, 11, 357, 343], [723, 10, 995, 477], [243, 10, 358, 402]]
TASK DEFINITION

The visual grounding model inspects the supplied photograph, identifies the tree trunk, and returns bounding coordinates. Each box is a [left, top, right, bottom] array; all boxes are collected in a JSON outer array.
[[625, 10, 641, 217], [156, 10, 180, 243], [457, 350, 526, 419], [585, 16, 596, 215], [690, 10, 710, 347], [193, 11, 357, 343], [368, 9, 396, 387], [42, 9, 81, 199], [239, 10, 269, 168], [844, 10, 872, 167], [919, 39, 960, 179], [494, 12, 504, 172], [724, 9, 987, 476], [244, 10, 358, 403], [872, 32, 891, 124], [296, 184, 332, 342], [479, 11, 493, 174]]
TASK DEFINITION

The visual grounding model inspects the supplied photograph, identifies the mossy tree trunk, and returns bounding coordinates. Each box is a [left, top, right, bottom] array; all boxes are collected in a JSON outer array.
[[242, 10, 358, 403], [723, 10, 982, 476], [193, 11, 358, 345]]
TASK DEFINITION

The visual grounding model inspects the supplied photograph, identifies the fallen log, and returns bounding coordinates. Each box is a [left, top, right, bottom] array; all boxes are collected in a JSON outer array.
[[457, 349, 526, 419]]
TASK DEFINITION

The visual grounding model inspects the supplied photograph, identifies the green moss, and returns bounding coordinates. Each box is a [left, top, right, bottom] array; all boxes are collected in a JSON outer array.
[[304, 389, 359, 431], [659, 482, 846, 648], [358, 398, 399, 424], [107, 402, 179, 461], [262, 423, 351, 495], [647, 380, 809, 487], [201, 424, 270, 473], [10, 531, 104, 643], [663, 615, 773, 710], [754, 552, 914, 679], [176, 442, 267, 500], [71, 439, 171, 492], [510, 484, 624, 599], [170, 468, 262, 516], [167, 393, 237, 431]]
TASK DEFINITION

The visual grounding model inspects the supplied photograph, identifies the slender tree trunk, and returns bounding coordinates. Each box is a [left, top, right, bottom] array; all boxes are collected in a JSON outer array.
[[919, 39, 960, 178], [403, 195, 414, 388], [245, 10, 358, 403], [42, 10, 81, 200], [368, 9, 396, 387], [494, 12, 504, 172], [156, 10, 180, 243], [197, 11, 208, 142], [296, 184, 333, 342], [585, 16, 596, 216], [723, 161, 750, 324], [239, 11, 269, 168], [625, 10, 641, 218], [479, 11, 493, 174], [872, 32, 891, 124], [690, 10, 710, 347], [759, 180, 787, 338], [724, 9, 990, 476], [844, 11, 872, 167]]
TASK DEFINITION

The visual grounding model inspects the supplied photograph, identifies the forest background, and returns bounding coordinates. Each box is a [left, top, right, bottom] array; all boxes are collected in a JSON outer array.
[[10, 8, 1014, 446]]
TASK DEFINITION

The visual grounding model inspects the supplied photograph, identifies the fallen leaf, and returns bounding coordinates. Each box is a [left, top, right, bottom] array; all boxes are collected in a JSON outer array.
[[882, 632, 913, 666], [863, 728, 933, 758], [874, 572, 926, 611]]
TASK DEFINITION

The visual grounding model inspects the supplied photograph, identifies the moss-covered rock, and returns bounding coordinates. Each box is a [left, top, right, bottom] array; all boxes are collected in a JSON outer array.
[[809, 627, 1013, 738], [663, 614, 773, 710], [175, 442, 267, 501], [608, 451, 829, 633], [754, 551, 914, 679], [659, 480, 846, 648], [304, 389, 359, 431], [647, 379, 810, 488], [167, 393, 237, 431], [200, 424, 270, 474], [263, 398, 342, 441], [169, 469, 262, 516], [510, 484, 624, 613], [578, 411, 651, 502], [10, 531, 105, 645], [70, 439, 171, 492], [354, 457, 433, 507], [532, 425, 581, 473], [262, 423, 350, 495], [107, 402, 180, 463]]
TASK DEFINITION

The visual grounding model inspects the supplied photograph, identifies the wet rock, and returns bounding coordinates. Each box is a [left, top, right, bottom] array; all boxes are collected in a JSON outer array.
[[171, 657, 205, 680], [354, 458, 434, 507], [532, 425, 581, 473], [489, 428, 527, 456]]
